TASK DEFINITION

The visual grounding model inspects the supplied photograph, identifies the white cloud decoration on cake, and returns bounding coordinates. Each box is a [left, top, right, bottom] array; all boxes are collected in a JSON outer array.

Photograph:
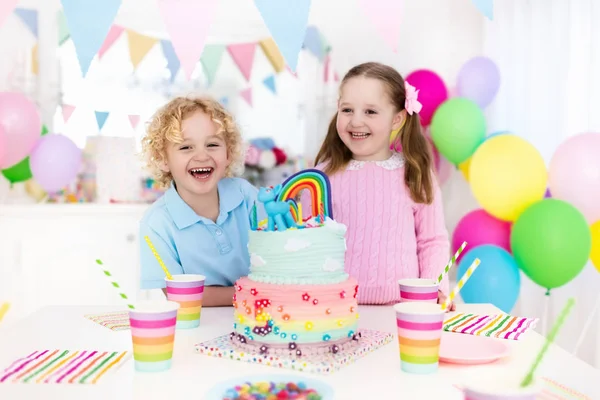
[[250, 253, 267, 267], [284, 238, 311, 252], [322, 257, 342, 272]]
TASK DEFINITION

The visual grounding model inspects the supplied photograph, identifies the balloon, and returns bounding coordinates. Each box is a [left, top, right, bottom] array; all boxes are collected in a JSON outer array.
[[30, 134, 82, 192], [548, 132, 600, 223], [404, 69, 448, 126], [591, 221, 600, 273], [456, 245, 521, 313], [459, 131, 509, 181], [0, 125, 6, 167], [24, 179, 47, 202], [1, 125, 49, 184], [0, 92, 42, 169], [469, 134, 547, 221], [511, 199, 591, 290], [430, 98, 486, 164], [452, 209, 511, 262], [456, 57, 501, 108]]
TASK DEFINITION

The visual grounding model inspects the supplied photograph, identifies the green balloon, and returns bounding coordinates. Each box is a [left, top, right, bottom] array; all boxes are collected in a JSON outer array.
[[510, 199, 591, 290], [1, 125, 49, 184], [430, 98, 486, 164]]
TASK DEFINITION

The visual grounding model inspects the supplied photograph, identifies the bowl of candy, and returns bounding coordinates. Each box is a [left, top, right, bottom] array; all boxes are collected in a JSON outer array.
[[205, 374, 334, 400]]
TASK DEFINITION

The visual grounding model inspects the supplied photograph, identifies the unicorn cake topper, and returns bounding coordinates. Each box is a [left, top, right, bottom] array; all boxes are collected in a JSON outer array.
[[252, 169, 333, 231]]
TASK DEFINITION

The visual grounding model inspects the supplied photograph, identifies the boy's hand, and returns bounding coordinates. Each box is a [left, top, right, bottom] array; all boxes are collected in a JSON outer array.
[[437, 290, 455, 312]]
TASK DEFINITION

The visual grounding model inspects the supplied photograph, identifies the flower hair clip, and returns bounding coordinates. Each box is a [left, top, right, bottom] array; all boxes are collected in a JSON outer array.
[[404, 81, 423, 115]]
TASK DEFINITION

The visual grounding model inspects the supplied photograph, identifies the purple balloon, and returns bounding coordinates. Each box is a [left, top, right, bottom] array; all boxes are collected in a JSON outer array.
[[545, 188, 552, 198], [457, 57, 501, 108], [30, 134, 82, 193]]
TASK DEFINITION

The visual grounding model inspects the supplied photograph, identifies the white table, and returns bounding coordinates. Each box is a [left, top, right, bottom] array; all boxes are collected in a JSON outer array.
[[0, 304, 598, 399]]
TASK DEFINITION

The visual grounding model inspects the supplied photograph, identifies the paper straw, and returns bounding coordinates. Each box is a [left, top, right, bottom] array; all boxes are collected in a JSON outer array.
[[0, 302, 10, 323], [440, 258, 481, 311], [143, 235, 173, 280], [436, 241, 467, 285], [95, 259, 135, 310], [520, 298, 575, 387]]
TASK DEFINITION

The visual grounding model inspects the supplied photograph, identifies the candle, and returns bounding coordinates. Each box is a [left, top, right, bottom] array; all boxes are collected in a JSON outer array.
[[297, 203, 303, 223], [251, 202, 258, 230]]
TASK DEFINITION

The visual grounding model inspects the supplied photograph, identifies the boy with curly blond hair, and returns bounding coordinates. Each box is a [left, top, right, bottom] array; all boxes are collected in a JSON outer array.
[[139, 96, 259, 307]]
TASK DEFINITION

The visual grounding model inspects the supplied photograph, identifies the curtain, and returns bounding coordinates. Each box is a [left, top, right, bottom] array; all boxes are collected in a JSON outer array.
[[482, 0, 600, 367]]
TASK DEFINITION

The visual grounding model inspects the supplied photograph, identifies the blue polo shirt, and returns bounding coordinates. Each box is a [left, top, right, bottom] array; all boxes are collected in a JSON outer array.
[[139, 177, 261, 289]]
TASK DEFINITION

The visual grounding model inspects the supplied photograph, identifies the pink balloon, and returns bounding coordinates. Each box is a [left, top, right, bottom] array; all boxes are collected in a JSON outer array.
[[0, 125, 7, 168], [30, 134, 82, 193], [0, 92, 42, 169], [549, 132, 600, 223], [404, 69, 448, 126], [452, 209, 512, 262]]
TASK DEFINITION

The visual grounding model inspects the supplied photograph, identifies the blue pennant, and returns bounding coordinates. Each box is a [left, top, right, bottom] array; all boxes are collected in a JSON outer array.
[[263, 75, 276, 94], [303, 26, 324, 61], [14, 8, 38, 38], [95, 111, 109, 131], [160, 40, 180, 83], [471, 0, 493, 20]]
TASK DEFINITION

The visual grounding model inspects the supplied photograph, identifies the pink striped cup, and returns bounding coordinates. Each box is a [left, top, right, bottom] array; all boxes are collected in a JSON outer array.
[[463, 373, 540, 399], [398, 278, 439, 303], [165, 274, 205, 329]]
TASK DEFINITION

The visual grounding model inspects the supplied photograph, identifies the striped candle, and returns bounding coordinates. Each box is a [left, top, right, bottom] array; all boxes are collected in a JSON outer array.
[[128, 301, 179, 372], [165, 274, 205, 329], [398, 279, 439, 303], [394, 302, 445, 374]]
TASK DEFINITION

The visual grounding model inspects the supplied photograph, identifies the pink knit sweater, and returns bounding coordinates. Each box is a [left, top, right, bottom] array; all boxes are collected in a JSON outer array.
[[313, 153, 450, 304]]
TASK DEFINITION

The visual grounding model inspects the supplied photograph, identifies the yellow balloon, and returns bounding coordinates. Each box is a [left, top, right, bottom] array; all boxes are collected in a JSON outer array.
[[591, 221, 600, 273], [459, 157, 471, 181], [469, 134, 547, 221]]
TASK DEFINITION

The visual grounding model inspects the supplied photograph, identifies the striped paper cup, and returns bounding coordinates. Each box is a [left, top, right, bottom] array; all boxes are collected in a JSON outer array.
[[394, 302, 445, 374], [165, 274, 205, 329], [463, 371, 540, 399], [129, 301, 179, 372], [398, 278, 439, 303]]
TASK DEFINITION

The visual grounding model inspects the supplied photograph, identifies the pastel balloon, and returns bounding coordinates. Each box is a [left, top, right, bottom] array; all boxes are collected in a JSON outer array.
[[452, 209, 511, 262], [404, 69, 448, 126], [1, 125, 50, 184], [548, 132, 600, 223], [459, 131, 509, 182], [30, 134, 82, 192], [469, 134, 547, 221], [457, 57, 501, 108], [0, 125, 6, 168], [0, 92, 42, 169]]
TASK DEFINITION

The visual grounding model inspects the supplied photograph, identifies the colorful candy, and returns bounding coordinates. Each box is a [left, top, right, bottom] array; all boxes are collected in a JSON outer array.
[[276, 169, 333, 221], [222, 381, 323, 400]]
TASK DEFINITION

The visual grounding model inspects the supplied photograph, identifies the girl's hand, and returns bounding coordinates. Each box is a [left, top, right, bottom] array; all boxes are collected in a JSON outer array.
[[437, 290, 455, 312]]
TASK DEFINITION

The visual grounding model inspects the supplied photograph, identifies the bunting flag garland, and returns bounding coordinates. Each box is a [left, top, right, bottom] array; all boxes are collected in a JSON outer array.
[[303, 26, 324, 61], [160, 40, 180, 82], [0, 0, 19, 28], [228, 43, 257, 81], [357, 0, 402, 52], [201, 45, 226, 86], [128, 115, 140, 129], [14, 8, 38, 38], [259, 38, 285, 73], [98, 25, 124, 60], [60, 0, 122, 76], [157, 0, 219, 80], [126, 30, 158, 69], [31, 44, 38, 75], [471, 0, 494, 20], [263, 75, 276, 94], [57, 10, 70, 45], [286, 65, 298, 78], [95, 111, 109, 131], [240, 88, 253, 107], [323, 54, 330, 82], [62, 105, 76, 123]]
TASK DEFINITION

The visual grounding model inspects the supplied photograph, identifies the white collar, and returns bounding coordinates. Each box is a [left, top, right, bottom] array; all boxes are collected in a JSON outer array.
[[347, 152, 405, 171]]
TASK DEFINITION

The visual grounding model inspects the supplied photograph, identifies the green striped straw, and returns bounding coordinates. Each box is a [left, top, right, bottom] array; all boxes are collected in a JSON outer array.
[[520, 298, 575, 387], [436, 241, 467, 285], [95, 259, 135, 310]]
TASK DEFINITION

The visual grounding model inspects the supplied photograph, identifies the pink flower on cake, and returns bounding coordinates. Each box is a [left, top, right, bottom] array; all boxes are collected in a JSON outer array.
[[339, 290, 346, 299], [312, 299, 319, 305], [235, 284, 242, 292], [250, 288, 258, 296], [302, 293, 311, 301]]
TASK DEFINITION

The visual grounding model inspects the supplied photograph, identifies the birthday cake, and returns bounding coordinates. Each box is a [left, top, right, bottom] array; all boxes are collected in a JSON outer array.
[[231, 169, 360, 357]]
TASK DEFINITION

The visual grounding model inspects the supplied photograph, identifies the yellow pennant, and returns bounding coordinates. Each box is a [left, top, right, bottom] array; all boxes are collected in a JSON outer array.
[[259, 38, 285, 73], [127, 30, 158, 69]]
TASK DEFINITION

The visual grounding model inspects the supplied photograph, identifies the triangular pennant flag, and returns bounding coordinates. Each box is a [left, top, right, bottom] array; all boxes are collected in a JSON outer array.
[[263, 75, 276, 94], [240, 88, 253, 107], [471, 0, 493, 20], [0, 0, 19, 28], [286, 65, 298, 78], [201, 45, 226, 86], [31, 44, 39, 75], [227, 43, 256, 81], [57, 10, 70, 45], [157, 0, 219, 80], [60, 0, 122, 76], [253, 0, 311, 72], [357, 0, 402, 52], [127, 30, 158, 69], [95, 111, 109, 131], [160, 40, 180, 82], [324, 54, 330, 82], [320, 33, 332, 55], [98, 25, 124, 59], [128, 115, 140, 129], [62, 104, 75, 122], [14, 8, 38, 38], [334, 71, 339, 82], [259, 38, 285, 73], [303, 26, 324, 61]]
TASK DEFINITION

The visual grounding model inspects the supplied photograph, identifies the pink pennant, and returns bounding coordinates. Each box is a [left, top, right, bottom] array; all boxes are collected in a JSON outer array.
[[334, 71, 339, 82], [128, 115, 140, 129], [358, 0, 403, 52], [227, 43, 256, 81], [0, 0, 19, 27], [158, 0, 219, 80], [98, 25, 124, 59], [62, 104, 75, 122], [240, 88, 253, 107], [324, 54, 330, 82]]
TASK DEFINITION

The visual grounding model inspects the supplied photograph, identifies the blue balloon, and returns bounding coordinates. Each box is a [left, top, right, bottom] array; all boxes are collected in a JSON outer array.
[[486, 131, 509, 140], [456, 245, 521, 313]]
